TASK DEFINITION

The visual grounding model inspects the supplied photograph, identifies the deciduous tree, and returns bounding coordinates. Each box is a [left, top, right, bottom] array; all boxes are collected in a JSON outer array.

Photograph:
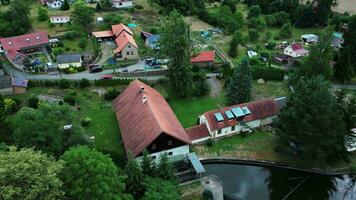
[[72, 1, 95, 31], [61, 0, 70, 10], [142, 177, 180, 200], [37, 7, 49, 21]]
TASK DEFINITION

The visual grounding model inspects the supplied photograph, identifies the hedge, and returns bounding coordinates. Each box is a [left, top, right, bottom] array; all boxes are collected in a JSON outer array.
[[251, 65, 285, 81]]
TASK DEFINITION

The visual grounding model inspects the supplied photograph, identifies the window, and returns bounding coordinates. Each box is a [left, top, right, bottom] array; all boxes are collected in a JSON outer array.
[[126, 51, 130, 56], [217, 129, 222, 135], [152, 144, 156, 150], [168, 140, 172, 145], [130, 51, 134, 55], [168, 152, 173, 156], [231, 126, 235, 131], [119, 3, 122, 6], [128, 45, 131, 48]]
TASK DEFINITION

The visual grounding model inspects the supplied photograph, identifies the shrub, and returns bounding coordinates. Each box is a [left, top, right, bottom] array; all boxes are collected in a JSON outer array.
[[251, 65, 285, 81], [206, 138, 214, 147], [104, 87, 119, 100], [65, 47, 71, 51], [59, 79, 71, 89], [79, 78, 90, 88], [134, 4, 143, 9], [202, 189, 213, 200], [4, 98, 19, 114], [28, 96, 39, 109], [79, 38, 88, 50], [81, 117, 91, 127], [248, 29, 260, 42], [49, 23, 55, 28], [63, 95, 76, 106]]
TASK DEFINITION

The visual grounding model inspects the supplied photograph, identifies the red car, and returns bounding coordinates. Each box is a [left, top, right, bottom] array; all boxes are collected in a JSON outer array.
[[100, 75, 113, 80]]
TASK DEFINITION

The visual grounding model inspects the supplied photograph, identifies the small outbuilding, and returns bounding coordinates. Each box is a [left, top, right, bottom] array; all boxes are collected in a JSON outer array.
[[190, 51, 215, 67], [50, 16, 70, 24], [301, 34, 318, 43]]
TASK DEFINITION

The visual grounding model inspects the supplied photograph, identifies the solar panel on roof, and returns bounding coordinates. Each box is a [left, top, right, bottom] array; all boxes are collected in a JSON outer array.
[[225, 110, 234, 120], [214, 112, 224, 122], [231, 107, 245, 117], [242, 106, 251, 115]]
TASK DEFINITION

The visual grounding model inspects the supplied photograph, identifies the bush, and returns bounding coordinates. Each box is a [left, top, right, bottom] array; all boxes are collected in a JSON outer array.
[[28, 96, 40, 109], [251, 65, 285, 81], [79, 38, 88, 50], [249, 29, 260, 42], [81, 117, 91, 127], [202, 189, 213, 200], [94, 78, 132, 86], [65, 47, 71, 51], [79, 78, 90, 88], [104, 87, 119, 100], [134, 4, 143, 9], [64, 95, 76, 106], [206, 138, 214, 147], [59, 79, 71, 89], [65, 31, 79, 40]]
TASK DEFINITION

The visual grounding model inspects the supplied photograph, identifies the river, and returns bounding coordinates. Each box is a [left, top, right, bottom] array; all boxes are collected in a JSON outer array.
[[204, 163, 356, 200]]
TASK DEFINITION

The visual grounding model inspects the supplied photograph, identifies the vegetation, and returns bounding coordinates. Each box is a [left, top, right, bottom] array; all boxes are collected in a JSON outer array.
[[71, 1, 95, 31], [37, 7, 48, 21], [142, 177, 180, 200], [0, 0, 31, 37]]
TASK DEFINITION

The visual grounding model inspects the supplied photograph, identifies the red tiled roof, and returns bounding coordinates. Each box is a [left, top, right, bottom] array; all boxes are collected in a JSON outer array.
[[91, 30, 115, 38], [191, 51, 215, 63], [0, 32, 49, 51], [186, 124, 210, 141], [291, 43, 304, 51], [113, 80, 191, 156], [205, 98, 279, 131], [111, 23, 132, 36], [114, 31, 138, 54]]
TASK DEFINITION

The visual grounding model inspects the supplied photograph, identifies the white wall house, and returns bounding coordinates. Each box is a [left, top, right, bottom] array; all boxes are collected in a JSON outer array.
[[111, 0, 133, 8], [46, 0, 63, 9], [136, 145, 190, 161], [284, 43, 309, 58], [50, 16, 70, 24]]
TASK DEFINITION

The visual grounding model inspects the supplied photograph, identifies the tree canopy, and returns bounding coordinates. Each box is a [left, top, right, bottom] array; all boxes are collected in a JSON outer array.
[[160, 10, 193, 98], [61, 146, 127, 200], [71, 1, 95, 31], [141, 177, 180, 200], [0, 147, 64, 200]]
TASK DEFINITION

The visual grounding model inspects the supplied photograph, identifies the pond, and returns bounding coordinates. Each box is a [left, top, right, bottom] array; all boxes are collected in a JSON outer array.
[[204, 163, 356, 200]]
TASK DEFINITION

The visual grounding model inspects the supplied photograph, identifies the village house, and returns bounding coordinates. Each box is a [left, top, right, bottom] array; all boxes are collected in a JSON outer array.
[[113, 80, 191, 159], [92, 23, 139, 61], [0, 32, 49, 65], [50, 16, 70, 24], [0, 75, 28, 96], [41, 0, 63, 9], [190, 51, 215, 67], [57, 54, 82, 69], [301, 34, 319, 43], [186, 97, 286, 144], [145, 34, 160, 50], [284, 43, 309, 58], [111, 0, 133, 9]]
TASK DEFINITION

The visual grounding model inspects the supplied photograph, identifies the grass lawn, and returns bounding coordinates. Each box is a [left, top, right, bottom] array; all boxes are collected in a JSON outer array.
[[62, 38, 95, 53], [252, 80, 288, 99], [12, 86, 125, 160]]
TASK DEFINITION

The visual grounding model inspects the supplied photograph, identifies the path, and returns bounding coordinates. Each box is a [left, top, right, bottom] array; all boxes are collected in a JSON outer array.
[[94, 42, 116, 65], [207, 76, 222, 98]]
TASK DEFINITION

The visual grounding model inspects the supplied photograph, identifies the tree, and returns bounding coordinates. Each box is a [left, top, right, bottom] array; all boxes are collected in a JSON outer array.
[[0, 95, 12, 143], [71, 1, 95, 31], [96, 2, 102, 11], [228, 36, 238, 58], [297, 28, 333, 80], [279, 23, 292, 38], [334, 46, 353, 83], [142, 177, 180, 200], [222, 0, 238, 13], [335, 89, 356, 136], [0, 147, 64, 200], [248, 29, 259, 42], [52, 47, 64, 57], [343, 15, 356, 75], [248, 5, 261, 18], [61, 0, 70, 10], [101, 0, 112, 8], [202, 189, 214, 200], [147, 0, 155, 11], [125, 153, 145, 199], [313, 0, 336, 26], [11, 104, 88, 156], [276, 76, 348, 161], [160, 11, 193, 98], [61, 146, 127, 200], [226, 58, 252, 105], [37, 7, 48, 21], [141, 150, 157, 177], [157, 153, 175, 182], [28, 96, 39, 109], [79, 37, 88, 50]]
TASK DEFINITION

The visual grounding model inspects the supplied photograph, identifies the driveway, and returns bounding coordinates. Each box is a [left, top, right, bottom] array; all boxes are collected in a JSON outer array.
[[95, 41, 116, 65]]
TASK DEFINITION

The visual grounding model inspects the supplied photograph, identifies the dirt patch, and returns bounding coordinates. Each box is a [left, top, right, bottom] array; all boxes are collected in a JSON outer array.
[[333, 0, 356, 14], [185, 16, 214, 31]]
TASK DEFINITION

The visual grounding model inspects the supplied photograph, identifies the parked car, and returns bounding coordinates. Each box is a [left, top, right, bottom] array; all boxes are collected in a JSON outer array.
[[49, 38, 59, 44], [88, 64, 99, 69], [90, 67, 102, 73], [100, 75, 113, 80], [122, 69, 128, 73]]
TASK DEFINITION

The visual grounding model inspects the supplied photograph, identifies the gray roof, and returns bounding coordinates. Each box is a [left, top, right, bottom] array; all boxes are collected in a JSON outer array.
[[275, 97, 287, 110], [57, 54, 81, 64], [0, 75, 12, 89]]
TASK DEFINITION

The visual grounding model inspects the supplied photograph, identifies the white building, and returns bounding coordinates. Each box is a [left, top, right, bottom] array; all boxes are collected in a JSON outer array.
[[301, 34, 319, 43], [284, 43, 309, 58], [111, 0, 133, 8], [41, 0, 63, 9], [50, 16, 70, 24]]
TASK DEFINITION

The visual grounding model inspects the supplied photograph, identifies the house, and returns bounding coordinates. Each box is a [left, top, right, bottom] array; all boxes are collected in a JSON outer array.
[[284, 43, 309, 58], [190, 51, 215, 67], [301, 34, 318, 43], [332, 32, 344, 49], [141, 31, 153, 41], [57, 54, 82, 69], [247, 50, 257, 58], [145, 34, 160, 50], [113, 80, 191, 159], [273, 54, 289, 64], [0, 75, 28, 96], [187, 97, 286, 143], [92, 23, 139, 61], [50, 16, 70, 24], [111, 0, 133, 8], [41, 0, 63, 9], [0, 32, 49, 65]]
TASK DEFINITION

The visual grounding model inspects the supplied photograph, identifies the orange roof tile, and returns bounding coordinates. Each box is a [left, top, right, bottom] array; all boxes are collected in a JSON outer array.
[[91, 30, 115, 38], [113, 32, 138, 54], [111, 23, 132, 36]]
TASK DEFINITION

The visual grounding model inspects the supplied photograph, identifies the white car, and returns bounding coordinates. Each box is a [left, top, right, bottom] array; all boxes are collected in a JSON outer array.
[[49, 38, 59, 44]]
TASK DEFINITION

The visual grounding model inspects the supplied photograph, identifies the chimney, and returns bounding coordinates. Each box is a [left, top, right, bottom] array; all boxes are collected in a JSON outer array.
[[26, 38, 30, 42], [36, 36, 40, 40], [142, 95, 147, 104], [140, 86, 144, 93]]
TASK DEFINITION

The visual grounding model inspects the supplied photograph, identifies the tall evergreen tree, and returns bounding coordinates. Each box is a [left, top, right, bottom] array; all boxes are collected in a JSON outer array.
[[141, 150, 156, 177], [160, 10, 193, 98], [61, 0, 70, 11], [277, 76, 348, 161], [0, 95, 12, 143], [228, 36, 238, 58], [334, 46, 353, 83], [226, 58, 252, 105], [343, 15, 356, 75], [125, 153, 145, 199], [157, 153, 175, 182], [71, 1, 95, 31]]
